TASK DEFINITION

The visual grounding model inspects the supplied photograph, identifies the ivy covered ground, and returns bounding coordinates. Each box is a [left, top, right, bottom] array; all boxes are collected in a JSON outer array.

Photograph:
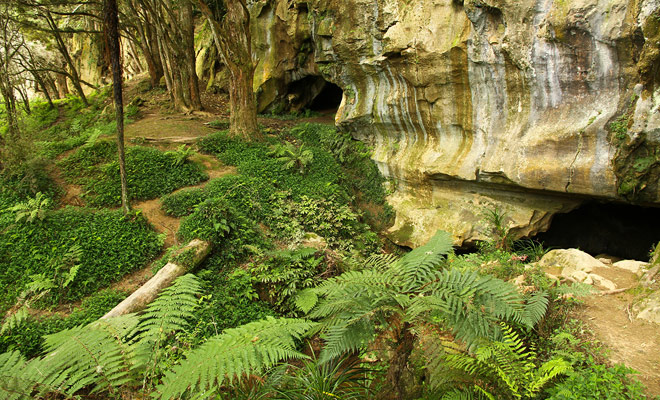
[[0, 88, 657, 399]]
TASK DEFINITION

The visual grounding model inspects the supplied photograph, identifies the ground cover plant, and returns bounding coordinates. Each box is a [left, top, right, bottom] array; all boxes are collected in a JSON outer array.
[[0, 205, 162, 313], [59, 143, 208, 206]]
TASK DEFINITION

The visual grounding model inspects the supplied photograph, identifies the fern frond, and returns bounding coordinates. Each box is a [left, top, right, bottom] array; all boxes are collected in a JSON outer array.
[[363, 253, 399, 271], [1, 306, 29, 334], [295, 288, 318, 314], [390, 230, 453, 292], [133, 273, 202, 341], [522, 291, 549, 327], [156, 317, 316, 400], [0, 350, 73, 400], [39, 314, 141, 395]]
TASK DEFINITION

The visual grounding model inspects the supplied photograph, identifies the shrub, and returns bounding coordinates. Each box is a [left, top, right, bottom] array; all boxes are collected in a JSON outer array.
[[251, 247, 325, 315], [161, 188, 206, 217], [545, 363, 647, 399], [193, 266, 274, 338]]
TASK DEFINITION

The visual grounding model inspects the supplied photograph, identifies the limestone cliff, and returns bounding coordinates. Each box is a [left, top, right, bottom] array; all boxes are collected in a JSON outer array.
[[240, 0, 660, 247]]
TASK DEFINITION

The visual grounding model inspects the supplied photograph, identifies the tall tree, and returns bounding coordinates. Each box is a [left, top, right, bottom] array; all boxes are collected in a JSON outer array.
[[0, 4, 25, 166], [103, 0, 130, 214], [195, 0, 260, 140]]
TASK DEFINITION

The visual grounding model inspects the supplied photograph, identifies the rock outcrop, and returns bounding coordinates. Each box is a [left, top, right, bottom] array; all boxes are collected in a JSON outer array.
[[238, 0, 660, 247]]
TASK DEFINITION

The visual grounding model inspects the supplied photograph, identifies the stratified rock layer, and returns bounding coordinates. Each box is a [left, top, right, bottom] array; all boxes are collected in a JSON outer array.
[[248, 0, 660, 246]]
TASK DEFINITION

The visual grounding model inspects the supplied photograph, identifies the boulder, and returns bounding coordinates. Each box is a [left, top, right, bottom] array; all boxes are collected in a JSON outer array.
[[537, 249, 617, 290], [634, 292, 660, 324], [612, 260, 650, 277]]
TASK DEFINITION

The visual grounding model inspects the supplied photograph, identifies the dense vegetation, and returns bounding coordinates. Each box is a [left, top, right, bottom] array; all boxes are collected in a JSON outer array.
[[1, 88, 656, 399]]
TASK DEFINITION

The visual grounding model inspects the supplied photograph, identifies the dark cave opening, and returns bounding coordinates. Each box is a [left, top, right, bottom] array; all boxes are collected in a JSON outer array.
[[285, 76, 343, 114], [309, 81, 343, 111], [532, 202, 660, 260]]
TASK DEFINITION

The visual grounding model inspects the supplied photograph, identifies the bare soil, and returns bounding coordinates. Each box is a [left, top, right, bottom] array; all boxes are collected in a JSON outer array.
[[574, 265, 660, 396]]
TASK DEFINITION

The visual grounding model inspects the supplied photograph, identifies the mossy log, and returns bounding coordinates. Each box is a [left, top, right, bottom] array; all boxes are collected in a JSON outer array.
[[101, 239, 211, 319]]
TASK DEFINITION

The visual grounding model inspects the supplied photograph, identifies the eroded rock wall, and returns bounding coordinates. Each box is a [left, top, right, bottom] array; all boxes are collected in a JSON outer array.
[[232, 0, 660, 247], [292, 0, 659, 247]]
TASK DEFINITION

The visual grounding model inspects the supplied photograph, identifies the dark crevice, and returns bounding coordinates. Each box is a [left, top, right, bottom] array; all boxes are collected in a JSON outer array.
[[532, 202, 660, 260], [285, 76, 342, 114]]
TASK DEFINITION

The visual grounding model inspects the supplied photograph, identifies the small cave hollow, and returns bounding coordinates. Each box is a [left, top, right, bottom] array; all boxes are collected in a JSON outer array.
[[285, 76, 343, 114], [531, 202, 660, 260]]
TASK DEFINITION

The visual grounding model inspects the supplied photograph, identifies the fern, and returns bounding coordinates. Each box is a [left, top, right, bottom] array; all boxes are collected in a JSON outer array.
[[0, 306, 29, 334], [0, 274, 203, 398], [297, 230, 549, 398], [156, 317, 316, 399], [441, 323, 571, 399], [4, 192, 51, 223]]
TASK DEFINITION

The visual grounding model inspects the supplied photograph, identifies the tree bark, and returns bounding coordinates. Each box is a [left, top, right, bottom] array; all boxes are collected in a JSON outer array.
[[104, 0, 130, 214], [196, 0, 260, 140], [385, 321, 415, 400], [45, 11, 89, 106], [101, 240, 211, 319]]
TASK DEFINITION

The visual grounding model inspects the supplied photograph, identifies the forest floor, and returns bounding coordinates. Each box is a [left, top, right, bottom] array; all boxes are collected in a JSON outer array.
[[39, 82, 660, 396], [45, 84, 338, 303]]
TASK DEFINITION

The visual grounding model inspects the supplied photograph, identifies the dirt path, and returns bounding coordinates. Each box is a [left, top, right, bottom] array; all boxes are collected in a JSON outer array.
[[573, 264, 660, 396]]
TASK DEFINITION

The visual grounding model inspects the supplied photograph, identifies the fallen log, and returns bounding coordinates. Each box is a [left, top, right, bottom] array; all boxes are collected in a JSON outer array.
[[102, 239, 211, 319]]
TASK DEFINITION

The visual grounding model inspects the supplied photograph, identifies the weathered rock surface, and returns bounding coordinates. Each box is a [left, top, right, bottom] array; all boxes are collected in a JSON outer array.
[[634, 291, 660, 324], [613, 260, 650, 276], [538, 248, 618, 290], [233, 0, 660, 247]]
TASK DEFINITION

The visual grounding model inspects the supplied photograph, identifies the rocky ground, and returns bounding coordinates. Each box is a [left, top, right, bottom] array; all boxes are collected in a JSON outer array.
[[536, 248, 660, 395]]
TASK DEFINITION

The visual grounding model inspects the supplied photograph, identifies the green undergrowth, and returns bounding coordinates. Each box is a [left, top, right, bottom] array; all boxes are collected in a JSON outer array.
[[58, 142, 208, 206], [0, 206, 161, 312], [0, 289, 127, 358], [26, 89, 137, 160], [173, 123, 391, 252]]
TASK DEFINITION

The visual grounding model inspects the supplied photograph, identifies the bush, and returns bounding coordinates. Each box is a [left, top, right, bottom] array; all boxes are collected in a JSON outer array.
[[161, 188, 206, 217], [250, 247, 325, 315], [546, 363, 647, 399], [192, 266, 274, 338], [0, 207, 161, 311]]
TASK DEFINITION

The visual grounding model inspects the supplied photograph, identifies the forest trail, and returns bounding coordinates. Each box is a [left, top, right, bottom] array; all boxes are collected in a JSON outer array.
[[564, 262, 660, 396]]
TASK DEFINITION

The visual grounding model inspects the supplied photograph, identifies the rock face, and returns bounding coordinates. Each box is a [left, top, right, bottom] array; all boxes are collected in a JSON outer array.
[[243, 0, 660, 247]]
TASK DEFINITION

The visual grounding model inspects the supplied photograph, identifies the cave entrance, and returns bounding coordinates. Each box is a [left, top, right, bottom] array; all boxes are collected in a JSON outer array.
[[531, 202, 660, 260], [285, 76, 342, 115]]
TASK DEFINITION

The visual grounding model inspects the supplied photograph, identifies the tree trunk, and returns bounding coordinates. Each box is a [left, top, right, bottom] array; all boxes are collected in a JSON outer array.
[[196, 0, 260, 140], [46, 11, 88, 107], [385, 322, 415, 400], [56, 67, 69, 97], [104, 0, 130, 215], [101, 240, 211, 319], [33, 72, 55, 109], [182, 1, 202, 110]]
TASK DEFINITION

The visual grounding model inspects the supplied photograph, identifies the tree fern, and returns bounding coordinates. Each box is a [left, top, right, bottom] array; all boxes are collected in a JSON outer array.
[[156, 317, 316, 400], [296, 230, 549, 398]]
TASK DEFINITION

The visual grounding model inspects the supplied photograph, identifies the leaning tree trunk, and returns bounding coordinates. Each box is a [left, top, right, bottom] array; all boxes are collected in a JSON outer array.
[[197, 0, 260, 140], [104, 0, 130, 214], [46, 11, 89, 107], [102, 240, 211, 319]]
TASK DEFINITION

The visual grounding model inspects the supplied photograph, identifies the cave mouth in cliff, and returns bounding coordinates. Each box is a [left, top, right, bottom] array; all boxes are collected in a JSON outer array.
[[286, 76, 342, 114], [531, 202, 660, 260], [308, 81, 343, 112]]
